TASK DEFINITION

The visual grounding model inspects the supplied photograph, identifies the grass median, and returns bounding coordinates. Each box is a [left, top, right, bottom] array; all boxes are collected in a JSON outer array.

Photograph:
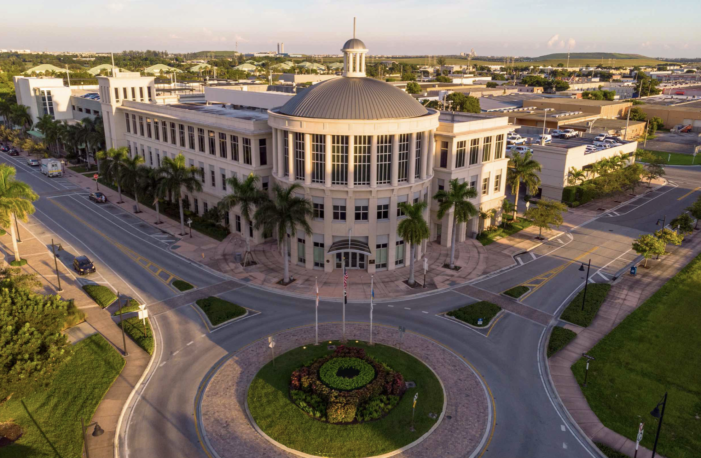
[[547, 327, 577, 357], [636, 149, 697, 166], [0, 334, 124, 457], [560, 284, 611, 327], [504, 285, 529, 299], [477, 218, 533, 246], [447, 301, 501, 327], [173, 280, 194, 292], [571, 253, 701, 458], [119, 316, 154, 354], [82, 284, 117, 308], [195, 296, 246, 326], [112, 298, 140, 316]]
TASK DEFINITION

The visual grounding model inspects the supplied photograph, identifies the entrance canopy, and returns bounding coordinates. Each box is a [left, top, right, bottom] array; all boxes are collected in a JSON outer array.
[[327, 239, 372, 255]]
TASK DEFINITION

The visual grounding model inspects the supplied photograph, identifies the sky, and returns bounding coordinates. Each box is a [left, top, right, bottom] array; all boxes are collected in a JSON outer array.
[[1, 0, 699, 58]]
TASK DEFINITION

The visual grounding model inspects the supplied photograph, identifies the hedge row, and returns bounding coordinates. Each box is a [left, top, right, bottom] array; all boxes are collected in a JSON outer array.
[[82, 284, 117, 308]]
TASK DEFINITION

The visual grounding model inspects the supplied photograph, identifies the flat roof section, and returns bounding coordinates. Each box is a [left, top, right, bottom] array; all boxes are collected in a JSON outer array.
[[169, 104, 269, 121]]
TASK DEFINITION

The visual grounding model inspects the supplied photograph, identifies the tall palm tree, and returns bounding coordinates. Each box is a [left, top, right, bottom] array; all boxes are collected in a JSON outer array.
[[0, 164, 38, 262], [64, 124, 82, 162], [35, 114, 57, 153], [433, 179, 479, 269], [144, 167, 166, 224], [501, 198, 516, 228], [507, 150, 542, 217], [397, 201, 430, 286], [97, 147, 129, 202], [567, 167, 587, 186], [120, 155, 147, 212], [253, 183, 312, 284], [478, 207, 497, 234], [0, 100, 13, 128], [159, 153, 202, 235], [77, 118, 103, 171], [10, 105, 32, 134], [218, 173, 264, 266], [436, 57, 447, 76]]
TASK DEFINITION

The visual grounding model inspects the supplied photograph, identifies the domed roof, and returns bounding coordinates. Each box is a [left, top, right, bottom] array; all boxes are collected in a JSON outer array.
[[342, 38, 367, 50], [278, 77, 429, 120]]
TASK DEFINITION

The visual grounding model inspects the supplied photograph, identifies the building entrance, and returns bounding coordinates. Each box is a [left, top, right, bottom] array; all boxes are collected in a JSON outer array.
[[335, 252, 367, 270]]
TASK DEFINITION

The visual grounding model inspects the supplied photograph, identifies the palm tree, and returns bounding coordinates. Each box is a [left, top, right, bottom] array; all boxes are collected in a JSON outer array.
[[77, 117, 103, 171], [501, 198, 516, 227], [0, 164, 38, 262], [144, 167, 166, 224], [159, 153, 202, 235], [218, 173, 264, 266], [436, 57, 447, 75], [35, 114, 57, 153], [253, 183, 312, 284], [478, 208, 497, 234], [0, 100, 13, 128], [97, 147, 129, 202], [507, 150, 542, 217], [434, 179, 479, 269], [397, 201, 430, 286], [567, 167, 587, 186], [10, 105, 32, 134], [120, 155, 147, 212]]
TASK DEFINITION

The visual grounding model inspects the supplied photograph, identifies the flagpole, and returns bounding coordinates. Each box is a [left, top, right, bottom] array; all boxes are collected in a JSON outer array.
[[370, 275, 374, 346], [342, 258, 346, 343], [315, 277, 319, 346]]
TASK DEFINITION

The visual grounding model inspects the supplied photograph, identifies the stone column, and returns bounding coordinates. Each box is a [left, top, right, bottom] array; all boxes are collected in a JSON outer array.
[[420, 130, 429, 180], [325, 134, 332, 188], [370, 135, 378, 188], [348, 135, 355, 188], [277, 129, 285, 178], [428, 130, 436, 175], [391, 134, 399, 187], [408, 132, 417, 184], [251, 136, 259, 168], [362, 54, 366, 73], [271, 128, 278, 176], [287, 131, 294, 183], [304, 133, 312, 185]]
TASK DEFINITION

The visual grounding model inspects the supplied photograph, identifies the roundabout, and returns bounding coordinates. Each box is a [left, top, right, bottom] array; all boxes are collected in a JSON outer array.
[[198, 323, 491, 458]]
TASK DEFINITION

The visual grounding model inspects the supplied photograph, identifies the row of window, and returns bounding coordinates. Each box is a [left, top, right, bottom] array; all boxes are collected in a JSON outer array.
[[71, 105, 99, 116], [436, 169, 503, 198], [293, 237, 407, 270], [439, 135, 505, 169], [125, 112, 267, 166], [282, 132, 423, 186], [312, 195, 426, 223], [113, 86, 152, 104]]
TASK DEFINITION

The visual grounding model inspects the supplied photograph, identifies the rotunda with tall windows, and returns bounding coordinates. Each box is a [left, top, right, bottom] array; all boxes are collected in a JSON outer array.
[[267, 37, 440, 273]]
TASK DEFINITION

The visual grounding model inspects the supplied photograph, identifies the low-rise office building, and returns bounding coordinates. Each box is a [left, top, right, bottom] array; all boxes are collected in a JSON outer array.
[[522, 98, 632, 118]]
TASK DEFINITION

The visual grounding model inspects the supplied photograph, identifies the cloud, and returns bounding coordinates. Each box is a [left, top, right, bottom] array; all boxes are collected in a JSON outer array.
[[567, 38, 576, 50], [547, 34, 559, 48], [108, 2, 125, 11], [168, 34, 179, 40], [235, 34, 249, 43], [558, 40, 565, 49], [640, 41, 651, 48]]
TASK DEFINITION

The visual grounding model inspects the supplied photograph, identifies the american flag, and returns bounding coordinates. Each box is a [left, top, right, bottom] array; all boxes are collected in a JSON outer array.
[[343, 270, 348, 290]]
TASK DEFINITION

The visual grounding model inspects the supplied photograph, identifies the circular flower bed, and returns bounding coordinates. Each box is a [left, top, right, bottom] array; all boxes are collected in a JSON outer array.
[[289, 345, 406, 424]]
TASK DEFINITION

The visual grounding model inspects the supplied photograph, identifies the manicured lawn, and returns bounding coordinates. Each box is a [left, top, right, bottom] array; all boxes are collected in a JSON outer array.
[[504, 285, 529, 299], [560, 284, 611, 327], [571, 253, 701, 458], [68, 165, 89, 173], [0, 334, 124, 457], [172, 280, 194, 291], [119, 316, 154, 354], [636, 149, 697, 166], [595, 443, 628, 458], [447, 301, 501, 327], [477, 218, 533, 246], [82, 284, 117, 308], [547, 327, 577, 357], [195, 296, 246, 326], [248, 342, 443, 458], [112, 298, 140, 316]]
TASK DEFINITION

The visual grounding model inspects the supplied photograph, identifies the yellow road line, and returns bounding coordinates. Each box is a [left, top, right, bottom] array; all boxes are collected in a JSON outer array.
[[49, 199, 189, 291], [518, 247, 598, 301], [677, 186, 700, 201], [190, 303, 212, 333], [486, 313, 505, 338]]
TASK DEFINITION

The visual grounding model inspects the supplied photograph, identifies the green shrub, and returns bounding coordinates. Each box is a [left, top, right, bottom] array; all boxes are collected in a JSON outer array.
[[327, 398, 358, 424], [562, 186, 577, 203], [112, 299, 140, 316], [119, 316, 154, 354], [571, 201, 580, 207], [290, 390, 326, 421], [319, 358, 375, 391], [63, 300, 86, 330], [579, 185, 596, 204], [547, 327, 577, 357], [195, 296, 246, 325], [504, 285, 529, 299], [10, 259, 27, 267], [447, 301, 501, 326], [560, 284, 611, 327], [172, 280, 194, 291], [356, 395, 400, 422], [82, 284, 117, 308]]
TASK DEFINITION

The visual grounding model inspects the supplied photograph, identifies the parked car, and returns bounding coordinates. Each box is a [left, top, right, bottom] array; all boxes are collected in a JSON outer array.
[[513, 146, 532, 154], [0, 145, 8, 152], [73, 256, 96, 275], [89, 192, 108, 203], [561, 129, 578, 139], [8, 149, 19, 156], [507, 135, 525, 145], [594, 139, 623, 148], [27, 158, 40, 166], [551, 129, 566, 137], [538, 134, 553, 144]]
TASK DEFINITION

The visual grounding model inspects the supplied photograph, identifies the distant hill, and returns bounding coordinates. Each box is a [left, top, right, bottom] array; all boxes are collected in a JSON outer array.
[[537, 52, 649, 60]]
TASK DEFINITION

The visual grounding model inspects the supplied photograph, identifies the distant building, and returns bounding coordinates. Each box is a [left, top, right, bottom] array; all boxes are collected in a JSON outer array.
[[87, 64, 126, 76], [13, 76, 101, 125], [143, 64, 182, 75], [23, 64, 71, 75]]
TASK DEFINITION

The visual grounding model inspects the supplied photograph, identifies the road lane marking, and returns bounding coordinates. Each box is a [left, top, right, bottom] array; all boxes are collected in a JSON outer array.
[[530, 252, 537, 261], [187, 341, 193, 346], [517, 257, 524, 265], [388, 304, 394, 307], [517, 246, 598, 301], [404, 307, 411, 310], [597, 271, 609, 282], [486, 313, 505, 338], [677, 186, 700, 201], [557, 239, 564, 245], [422, 311, 429, 314]]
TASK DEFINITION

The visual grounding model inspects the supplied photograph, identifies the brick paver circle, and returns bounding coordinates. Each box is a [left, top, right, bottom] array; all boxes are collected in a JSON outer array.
[[199, 323, 491, 458]]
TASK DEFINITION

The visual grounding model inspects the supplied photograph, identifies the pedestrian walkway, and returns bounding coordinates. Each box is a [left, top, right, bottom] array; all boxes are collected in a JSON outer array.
[[548, 229, 701, 458], [455, 284, 553, 326], [0, 214, 151, 458]]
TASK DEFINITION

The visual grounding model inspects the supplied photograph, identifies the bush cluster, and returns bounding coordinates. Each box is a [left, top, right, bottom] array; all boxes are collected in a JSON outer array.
[[562, 164, 644, 206], [289, 345, 406, 424]]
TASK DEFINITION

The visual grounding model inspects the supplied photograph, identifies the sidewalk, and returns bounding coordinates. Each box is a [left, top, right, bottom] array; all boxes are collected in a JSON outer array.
[[0, 216, 151, 458], [548, 229, 701, 458]]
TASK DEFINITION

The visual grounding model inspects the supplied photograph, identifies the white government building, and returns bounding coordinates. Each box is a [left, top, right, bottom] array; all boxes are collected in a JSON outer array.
[[96, 37, 509, 273]]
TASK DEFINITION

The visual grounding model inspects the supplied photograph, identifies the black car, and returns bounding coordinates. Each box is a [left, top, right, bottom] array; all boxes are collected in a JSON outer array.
[[73, 256, 96, 274], [89, 192, 107, 203], [0, 145, 8, 152], [8, 149, 20, 156]]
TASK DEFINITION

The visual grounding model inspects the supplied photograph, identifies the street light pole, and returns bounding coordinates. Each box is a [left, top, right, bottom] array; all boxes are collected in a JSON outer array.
[[51, 238, 62, 292], [650, 392, 668, 458], [369, 275, 374, 346], [118, 293, 128, 356], [580, 259, 591, 311]]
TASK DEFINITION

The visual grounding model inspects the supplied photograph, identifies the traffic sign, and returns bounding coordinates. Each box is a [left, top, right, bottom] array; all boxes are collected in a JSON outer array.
[[93, 174, 99, 180]]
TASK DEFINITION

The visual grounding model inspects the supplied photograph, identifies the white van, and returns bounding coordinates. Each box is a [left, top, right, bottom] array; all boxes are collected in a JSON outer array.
[[40, 159, 63, 177]]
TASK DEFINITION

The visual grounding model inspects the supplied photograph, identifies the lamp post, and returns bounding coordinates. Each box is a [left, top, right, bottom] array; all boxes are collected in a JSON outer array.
[[656, 216, 666, 259], [582, 353, 595, 387], [117, 293, 128, 356], [579, 259, 591, 311], [51, 238, 62, 292], [650, 392, 668, 458], [187, 218, 192, 238], [423, 256, 428, 289]]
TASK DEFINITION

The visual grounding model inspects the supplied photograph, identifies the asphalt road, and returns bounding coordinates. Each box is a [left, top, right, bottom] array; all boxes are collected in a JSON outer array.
[[3, 152, 699, 458]]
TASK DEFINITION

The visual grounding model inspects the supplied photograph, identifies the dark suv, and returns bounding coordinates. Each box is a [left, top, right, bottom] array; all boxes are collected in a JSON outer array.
[[73, 256, 96, 274]]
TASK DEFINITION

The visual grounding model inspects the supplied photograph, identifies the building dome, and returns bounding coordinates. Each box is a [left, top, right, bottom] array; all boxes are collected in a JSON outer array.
[[278, 77, 429, 120], [342, 38, 367, 50]]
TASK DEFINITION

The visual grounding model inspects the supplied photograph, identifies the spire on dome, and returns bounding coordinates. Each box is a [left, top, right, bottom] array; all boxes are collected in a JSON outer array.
[[342, 18, 368, 77]]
